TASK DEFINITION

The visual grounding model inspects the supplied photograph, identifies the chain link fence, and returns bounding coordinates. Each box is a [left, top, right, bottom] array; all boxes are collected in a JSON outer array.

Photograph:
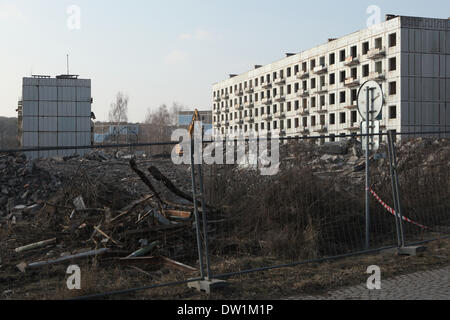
[[0, 131, 449, 299]]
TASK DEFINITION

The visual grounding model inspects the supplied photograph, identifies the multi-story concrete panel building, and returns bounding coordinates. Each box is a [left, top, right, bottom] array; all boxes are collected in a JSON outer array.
[[18, 75, 93, 158], [212, 15, 450, 141]]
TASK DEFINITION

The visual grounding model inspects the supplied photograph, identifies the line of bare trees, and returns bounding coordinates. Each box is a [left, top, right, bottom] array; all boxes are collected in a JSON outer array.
[[141, 103, 185, 155], [107, 92, 185, 155]]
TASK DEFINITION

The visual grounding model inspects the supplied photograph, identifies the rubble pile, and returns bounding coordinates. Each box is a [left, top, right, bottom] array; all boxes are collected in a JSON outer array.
[[278, 137, 450, 185], [0, 152, 208, 279], [0, 154, 62, 222]]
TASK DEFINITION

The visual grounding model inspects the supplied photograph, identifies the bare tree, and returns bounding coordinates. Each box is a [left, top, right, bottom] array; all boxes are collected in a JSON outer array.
[[141, 103, 185, 155], [108, 92, 129, 144]]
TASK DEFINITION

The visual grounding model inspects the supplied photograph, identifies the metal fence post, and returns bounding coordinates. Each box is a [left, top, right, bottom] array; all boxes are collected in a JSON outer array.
[[387, 130, 402, 247], [197, 163, 213, 280], [387, 130, 405, 247], [190, 136, 205, 279]]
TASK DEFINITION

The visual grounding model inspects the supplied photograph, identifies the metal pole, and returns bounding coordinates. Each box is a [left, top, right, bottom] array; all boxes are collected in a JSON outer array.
[[197, 163, 212, 280], [387, 130, 402, 247], [365, 87, 371, 250], [390, 131, 405, 247], [190, 137, 205, 279]]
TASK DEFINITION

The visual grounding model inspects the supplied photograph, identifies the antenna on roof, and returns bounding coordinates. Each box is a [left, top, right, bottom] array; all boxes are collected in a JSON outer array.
[[67, 54, 70, 75]]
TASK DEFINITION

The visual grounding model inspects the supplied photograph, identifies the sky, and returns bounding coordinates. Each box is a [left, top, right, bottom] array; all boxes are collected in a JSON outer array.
[[0, 0, 449, 122]]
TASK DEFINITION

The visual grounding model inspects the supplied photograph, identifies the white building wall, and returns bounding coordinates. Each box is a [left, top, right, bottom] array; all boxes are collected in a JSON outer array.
[[21, 77, 92, 158], [212, 15, 450, 141]]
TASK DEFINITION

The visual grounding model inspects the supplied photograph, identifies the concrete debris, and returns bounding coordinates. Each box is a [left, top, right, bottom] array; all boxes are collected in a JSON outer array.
[[0, 151, 209, 279]]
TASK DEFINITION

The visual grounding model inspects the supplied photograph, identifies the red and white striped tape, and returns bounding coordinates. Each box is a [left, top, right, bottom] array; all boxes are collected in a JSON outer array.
[[368, 188, 428, 230]]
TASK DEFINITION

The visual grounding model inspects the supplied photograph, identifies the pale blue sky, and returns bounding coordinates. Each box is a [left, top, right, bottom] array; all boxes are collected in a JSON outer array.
[[0, 0, 449, 122]]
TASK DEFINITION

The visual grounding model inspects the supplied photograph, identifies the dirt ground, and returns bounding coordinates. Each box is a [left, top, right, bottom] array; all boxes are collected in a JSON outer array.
[[1, 237, 449, 300]]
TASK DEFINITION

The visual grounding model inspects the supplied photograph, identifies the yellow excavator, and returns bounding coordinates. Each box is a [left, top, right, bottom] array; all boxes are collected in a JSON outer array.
[[176, 109, 201, 156]]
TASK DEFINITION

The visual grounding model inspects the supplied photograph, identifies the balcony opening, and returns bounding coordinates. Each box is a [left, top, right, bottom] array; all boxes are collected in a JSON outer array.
[[363, 64, 369, 77], [311, 97, 316, 108], [340, 112, 346, 124], [375, 61, 383, 73], [329, 53, 335, 65], [329, 93, 335, 105], [389, 81, 397, 95], [287, 85, 291, 95], [311, 78, 316, 89], [351, 67, 357, 79], [287, 102, 292, 112], [302, 62, 307, 72], [329, 113, 336, 125], [302, 80, 307, 90], [389, 57, 397, 71], [339, 49, 346, 62], [311, 116, 316, 127], [320, 115, 325, 125], [362, 41, 369, 55], [319, 56, 325, 66], [329, 73, 335, 85], [340, 71, 346, 83], [351, 89, 357, 103], [287, 68, 291, 77], [288, 119, 292, 129], [375, 37, 382, 49], [294, 65, 299, 74], [320, 75, 326, 87], [340, 91, 346, 104], [295, 83, 299, 92], [351, 45, 357, 58], [302, 99, 307, 109], [389, 33, 397, 47], [389, 105, 397, 119], [302, 117, 308, 127], [295, 118, 299, 128], [310, 59, 316, 70], [351, 111, 357, 123]]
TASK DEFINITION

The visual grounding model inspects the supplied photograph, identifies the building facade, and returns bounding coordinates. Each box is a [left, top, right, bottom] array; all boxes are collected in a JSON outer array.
[[212, 15, 450, 141], [19, 75, 93, 158], [93, 122, 139, 144]]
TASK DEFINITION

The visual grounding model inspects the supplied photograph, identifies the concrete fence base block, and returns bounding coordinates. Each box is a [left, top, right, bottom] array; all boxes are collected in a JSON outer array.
[[188, 279, 228, 294], [397, 246, 427, 256]]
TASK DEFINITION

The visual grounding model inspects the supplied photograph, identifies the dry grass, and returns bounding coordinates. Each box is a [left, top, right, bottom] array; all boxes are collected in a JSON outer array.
[[1, 238, 449, 300]]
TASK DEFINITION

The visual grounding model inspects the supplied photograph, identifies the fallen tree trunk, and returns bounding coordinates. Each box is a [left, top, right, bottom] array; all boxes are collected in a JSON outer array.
[[21, 248, 111, 271], [148, 166, 195, 203], [129, 159, 164, 209], [15, 238, 57, 253]]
